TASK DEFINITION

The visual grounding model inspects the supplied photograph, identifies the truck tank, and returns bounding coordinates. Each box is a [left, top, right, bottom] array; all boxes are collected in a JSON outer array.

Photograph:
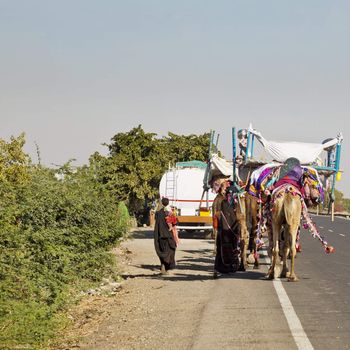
[[159, 161, 216, 232]]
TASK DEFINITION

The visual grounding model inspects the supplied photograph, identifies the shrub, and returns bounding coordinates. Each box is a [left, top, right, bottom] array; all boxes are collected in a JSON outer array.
[[116, 202, 131, 235], [0, 160, 128, 349]]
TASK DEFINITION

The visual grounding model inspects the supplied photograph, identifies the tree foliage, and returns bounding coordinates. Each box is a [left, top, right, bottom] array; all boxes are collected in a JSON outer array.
[[0, 136, 129, 349], [0, 133, 30, 184], [164, 132, 211, 163], [0, 126, 210, 347], [93, 125, 210, 219]]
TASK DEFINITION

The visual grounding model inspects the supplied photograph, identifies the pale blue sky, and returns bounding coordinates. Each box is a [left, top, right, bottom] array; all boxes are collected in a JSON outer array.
[[1, 1, 349, 194]]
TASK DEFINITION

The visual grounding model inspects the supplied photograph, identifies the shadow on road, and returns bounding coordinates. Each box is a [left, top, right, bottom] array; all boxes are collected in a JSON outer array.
[[122, 269, 267, 282], [123, 258, 268, 282], [127, 229, 269, 282], [131, 229, 214, 240]]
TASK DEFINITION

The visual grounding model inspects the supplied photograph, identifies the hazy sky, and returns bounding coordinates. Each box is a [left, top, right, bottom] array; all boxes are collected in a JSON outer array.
[[1, 1, 349, 194]]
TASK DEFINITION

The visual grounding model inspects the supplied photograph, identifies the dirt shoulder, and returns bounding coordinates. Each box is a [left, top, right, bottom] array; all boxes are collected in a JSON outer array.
[[66, 228, 216, 350], [62, 228, 296, 350]]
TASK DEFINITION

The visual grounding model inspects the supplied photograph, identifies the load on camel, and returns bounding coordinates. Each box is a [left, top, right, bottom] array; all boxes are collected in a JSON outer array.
[[204, 126, 342, 280], [247, 157, 329, 281]]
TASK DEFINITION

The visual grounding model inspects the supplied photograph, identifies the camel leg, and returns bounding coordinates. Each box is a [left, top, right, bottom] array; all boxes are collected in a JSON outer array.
[[253, 245, 260, 269], [245, 194, 260, 269], [251, 210, 260, 270], [267, 221, 281, 280], [236, 196, 249, 272], [239, 224, 249, 271], [267, 238, 279, 279], [267, 226, 273, 259], [288, 224, 299, 282], [281, 229, 290, 278], [283, 193, 301, 282]]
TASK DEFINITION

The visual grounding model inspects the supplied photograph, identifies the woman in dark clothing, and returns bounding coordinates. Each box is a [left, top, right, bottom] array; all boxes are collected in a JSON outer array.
[[214, 187, 240, 278], [154, 198, 176, 274]]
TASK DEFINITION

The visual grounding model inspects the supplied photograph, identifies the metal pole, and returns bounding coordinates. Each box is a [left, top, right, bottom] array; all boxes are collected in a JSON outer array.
[[232, 127, 243, 211], [335, 143, 342, 172], [201, 130, 215, 212], [204, 130, 214, 188], [250, 134, 255, 159], [209, 130, 214, 157], [215, 133, 220, 153], [245, 130, 251, 163], [206, 187, 209, 210], [326, 150, 331, 167], [331, 142, 341, 222], [232, 127, 237, 184], [331, 173, 335, 222]]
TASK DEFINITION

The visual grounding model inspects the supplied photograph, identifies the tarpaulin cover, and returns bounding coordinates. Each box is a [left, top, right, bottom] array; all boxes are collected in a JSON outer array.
[[248, 126, 343, 164], [176, 160, 207, 169], [204, 154, 233, 186]]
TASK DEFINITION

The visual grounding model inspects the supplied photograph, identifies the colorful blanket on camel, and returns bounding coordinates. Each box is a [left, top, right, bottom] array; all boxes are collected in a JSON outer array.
[[246, 158, 324, 203]]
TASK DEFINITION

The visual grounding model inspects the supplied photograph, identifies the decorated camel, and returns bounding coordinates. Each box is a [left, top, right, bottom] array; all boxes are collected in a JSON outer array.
[[205, 126, 340, 279], [267, 184, 302, 281]]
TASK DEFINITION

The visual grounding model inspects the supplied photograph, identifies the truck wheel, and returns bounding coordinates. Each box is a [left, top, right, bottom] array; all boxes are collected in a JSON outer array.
[[185, 229, 195, 233], [204, 231, 213, 240]]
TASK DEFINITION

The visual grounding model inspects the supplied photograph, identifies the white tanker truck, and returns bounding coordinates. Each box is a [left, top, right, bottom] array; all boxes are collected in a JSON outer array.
[[159, 161, 216, 233]]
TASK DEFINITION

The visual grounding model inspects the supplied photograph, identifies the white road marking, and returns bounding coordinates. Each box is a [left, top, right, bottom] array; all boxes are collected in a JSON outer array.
[[337, 215, 350, 220], [310, 214, 350, 221], [339, 234, 346, 237], [260, 249, 314, 350], [328, 229, 333, 232], [319, 226, 324, 229], [273, 279, 314, 350]]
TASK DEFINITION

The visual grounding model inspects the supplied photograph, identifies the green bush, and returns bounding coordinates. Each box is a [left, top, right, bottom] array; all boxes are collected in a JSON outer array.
[[0, 157, 129, 349], [116, 202, 131, 235]]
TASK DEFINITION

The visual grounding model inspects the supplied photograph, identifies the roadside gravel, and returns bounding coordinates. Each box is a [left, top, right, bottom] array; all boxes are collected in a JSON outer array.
[[75, 228, 216, 350]]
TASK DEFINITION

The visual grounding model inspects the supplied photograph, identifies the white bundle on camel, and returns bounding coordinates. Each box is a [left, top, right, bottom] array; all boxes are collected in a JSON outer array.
[[248, 125, 342, 164], [205, 153, 233, 185]]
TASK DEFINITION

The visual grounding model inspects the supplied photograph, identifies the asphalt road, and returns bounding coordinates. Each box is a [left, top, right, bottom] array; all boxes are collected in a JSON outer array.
[[79, 216, 350, 350], [177, 215, 350, 350], [282, 215, 350, 349]]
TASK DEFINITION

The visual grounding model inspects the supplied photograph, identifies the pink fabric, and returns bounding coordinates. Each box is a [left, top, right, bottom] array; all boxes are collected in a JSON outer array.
[[272, 179, 305, 197]]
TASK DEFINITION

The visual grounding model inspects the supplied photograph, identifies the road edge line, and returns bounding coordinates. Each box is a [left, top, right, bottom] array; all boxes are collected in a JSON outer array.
[[260, 249, 314, 349], [273, 279, 314, 350]]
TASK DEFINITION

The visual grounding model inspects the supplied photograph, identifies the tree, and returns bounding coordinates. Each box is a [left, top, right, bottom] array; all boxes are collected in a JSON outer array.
[[92, 126, 167, 215], [1, 135, 128, 348], [93, 125, 211, 220], [0, 133, 31, 185], [164, 132, 210, 164]]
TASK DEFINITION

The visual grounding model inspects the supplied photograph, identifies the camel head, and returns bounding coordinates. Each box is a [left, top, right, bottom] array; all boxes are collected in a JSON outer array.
[[303, 176, 323, 207]]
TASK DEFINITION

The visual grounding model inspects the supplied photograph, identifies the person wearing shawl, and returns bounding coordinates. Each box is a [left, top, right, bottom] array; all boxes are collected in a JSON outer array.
[[211, 177, 229, 254], [154, 197, 177, 274], [213, 180, 240, 278]]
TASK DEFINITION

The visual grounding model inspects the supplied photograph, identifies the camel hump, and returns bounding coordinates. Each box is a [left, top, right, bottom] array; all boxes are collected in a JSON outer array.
[[283, 192, 302, 226]]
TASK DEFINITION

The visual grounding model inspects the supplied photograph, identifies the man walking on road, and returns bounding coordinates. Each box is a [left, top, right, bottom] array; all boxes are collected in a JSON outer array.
[[154, 197, 177, 274]]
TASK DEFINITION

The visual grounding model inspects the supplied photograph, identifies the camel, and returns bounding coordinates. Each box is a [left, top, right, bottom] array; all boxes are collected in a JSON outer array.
[[267, 184, 302, 282], [211, 179, 253, 272], [234, 194, 250, 271], [236, 192, 261, 270], [211, 161, 315, 274], [237, 160, 323, 275]]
